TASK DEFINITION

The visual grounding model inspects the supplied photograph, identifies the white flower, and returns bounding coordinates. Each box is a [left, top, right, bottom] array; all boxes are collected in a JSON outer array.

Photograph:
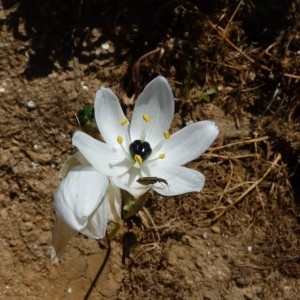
[[72, 76, 219, 198], [50, 152, 121, 262]]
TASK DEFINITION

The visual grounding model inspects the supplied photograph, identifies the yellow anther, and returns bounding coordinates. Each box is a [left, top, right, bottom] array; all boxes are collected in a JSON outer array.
[[134, 154, 143, 165], [143, 114, 151, 122], [121, 118, 129, 126], [117, 136, 123, 144], [159, 153, 166, 159], [164, 131, 170, 139]]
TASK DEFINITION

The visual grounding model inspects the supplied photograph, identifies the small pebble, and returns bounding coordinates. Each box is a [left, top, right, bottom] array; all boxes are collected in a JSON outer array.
[[81, 83, 89, 91], [22, 213, 31, 222], [214, 236, 224, 247], [202, 232, 208, 239], [27, 100, 36, 110], [217, 84, 224, 91], [0, 81, 7, 93], [101, 42, 110, 50], [211, 226, 221, 234], [1, 208, 8, 219]]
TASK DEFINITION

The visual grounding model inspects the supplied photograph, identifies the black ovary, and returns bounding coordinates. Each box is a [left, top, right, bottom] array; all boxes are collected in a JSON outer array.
[[129, 140, 152, 161]]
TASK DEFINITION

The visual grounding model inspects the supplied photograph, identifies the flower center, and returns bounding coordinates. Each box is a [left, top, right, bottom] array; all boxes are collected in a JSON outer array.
[[129, 140, 152, 163]]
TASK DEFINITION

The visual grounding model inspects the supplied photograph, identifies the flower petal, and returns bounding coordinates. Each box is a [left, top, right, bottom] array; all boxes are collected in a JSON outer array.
[[106, 181, 122, 222], [80, 182, 122, 238], [159, 121, 219, 165], [148, 163, 205, 196], [111, 167, 149, 198], [73, 131, 132, 176], [130, 76, 175, 146], [50, 216, 76, 262], [54, 165, 109, 236], [79, 193, 109, 239], [94, 88, 131, 148]]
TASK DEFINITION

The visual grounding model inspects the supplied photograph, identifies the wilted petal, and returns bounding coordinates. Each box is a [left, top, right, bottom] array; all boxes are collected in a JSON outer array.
[[60, 151, 90, 178], [106, 181, 122, 222], [159, 121, 219, 165], [79, 192, 109, 239], [149, 163, 205, 196], [94, 88, 131, 148], [79, 181, 122, 239], [50, 216, 76, 262], [73, 131, 133, 176], [54, 165, 109, 235], [130, 76, 175, 147]]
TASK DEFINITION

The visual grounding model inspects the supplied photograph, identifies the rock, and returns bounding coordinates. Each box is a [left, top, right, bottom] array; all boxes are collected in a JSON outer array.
[[25, 149, 53, 164], [211, 226, 221, 234], [21, 213, 31, 222], [27, 100, 37, 110]]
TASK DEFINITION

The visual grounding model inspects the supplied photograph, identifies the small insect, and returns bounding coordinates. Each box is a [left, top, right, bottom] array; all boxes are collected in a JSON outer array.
[[137, 177, 169, 188]]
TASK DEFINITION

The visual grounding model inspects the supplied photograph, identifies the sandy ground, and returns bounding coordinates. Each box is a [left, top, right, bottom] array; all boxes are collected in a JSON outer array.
[[0, 1, 300, 299]]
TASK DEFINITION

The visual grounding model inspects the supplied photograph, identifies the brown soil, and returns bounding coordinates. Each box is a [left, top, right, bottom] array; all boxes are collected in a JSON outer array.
[[0, 1, 300, 299]]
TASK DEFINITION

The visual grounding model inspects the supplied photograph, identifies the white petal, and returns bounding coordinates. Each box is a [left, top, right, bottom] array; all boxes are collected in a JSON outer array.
[[149, 164, 205, 196], [79, 193, 109, 239], [159, 121, 219, 165], [54, 166, 109, 235], [73, 131, 132, 176], [81, 181, 123, 238], [94, 88, 131, 148], [111, 167, 149, 198], [130, 76, 174, 146], [50, 216, 76, 262], [106, 181, 122, 222]]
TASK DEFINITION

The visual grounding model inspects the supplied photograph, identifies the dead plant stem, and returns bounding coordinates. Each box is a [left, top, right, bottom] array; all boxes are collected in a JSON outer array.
[[207, 153, 282, 224], [209, 21, 300, 80]]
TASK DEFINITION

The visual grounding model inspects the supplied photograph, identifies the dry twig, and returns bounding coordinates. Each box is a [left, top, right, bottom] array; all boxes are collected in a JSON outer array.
[[208, 21, 300, 80], [202, 153, 282, 225]]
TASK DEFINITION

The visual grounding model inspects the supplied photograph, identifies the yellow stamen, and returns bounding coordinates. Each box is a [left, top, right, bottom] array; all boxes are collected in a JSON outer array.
[[121, 118, 128, 126], [134, 154, 143, 165], [143, 114, 151, 122], [164, 131, 170, 139], [117, 136, 123, 144], [159, 153, 166, 159]]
